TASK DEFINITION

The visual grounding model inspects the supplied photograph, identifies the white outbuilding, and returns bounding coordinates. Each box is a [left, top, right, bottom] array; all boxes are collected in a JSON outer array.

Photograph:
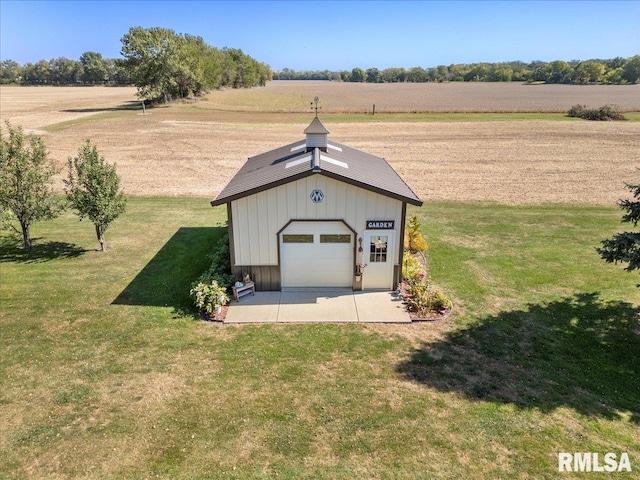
[[211, 117, 422, 291]]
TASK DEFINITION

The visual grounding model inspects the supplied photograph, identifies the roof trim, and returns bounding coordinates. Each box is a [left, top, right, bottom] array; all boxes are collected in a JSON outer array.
[[319, 170, 423, 206], [210, 170, 314, 207], [210, 169, 423, 207]]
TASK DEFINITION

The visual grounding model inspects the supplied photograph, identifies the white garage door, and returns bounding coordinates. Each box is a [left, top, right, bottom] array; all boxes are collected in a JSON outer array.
[[281, 221, 353, 288]]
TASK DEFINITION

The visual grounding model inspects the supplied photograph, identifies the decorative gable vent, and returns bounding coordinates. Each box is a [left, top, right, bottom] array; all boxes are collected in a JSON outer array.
[[304, 117, 330, 152]]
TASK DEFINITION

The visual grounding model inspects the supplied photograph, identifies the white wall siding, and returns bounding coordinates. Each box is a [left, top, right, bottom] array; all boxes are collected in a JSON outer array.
[[231, 175, 403, 266]]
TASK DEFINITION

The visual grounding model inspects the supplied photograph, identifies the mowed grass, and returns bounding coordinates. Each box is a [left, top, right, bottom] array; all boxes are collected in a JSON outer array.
[[1, 197, 638, 479]]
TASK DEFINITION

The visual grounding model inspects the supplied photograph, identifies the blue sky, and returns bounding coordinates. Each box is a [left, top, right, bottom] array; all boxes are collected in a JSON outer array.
[[1, 1, 638, 70]]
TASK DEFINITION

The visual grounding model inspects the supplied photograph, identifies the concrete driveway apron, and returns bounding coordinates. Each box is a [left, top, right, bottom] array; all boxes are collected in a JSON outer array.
[[224, 288, 410, 323]]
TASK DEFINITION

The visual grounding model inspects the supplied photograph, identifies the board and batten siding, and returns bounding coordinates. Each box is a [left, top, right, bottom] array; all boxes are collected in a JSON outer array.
[[230, 175, 403, 267]]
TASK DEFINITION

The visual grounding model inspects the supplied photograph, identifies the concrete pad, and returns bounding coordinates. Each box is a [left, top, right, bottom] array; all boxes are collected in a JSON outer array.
[[223, 288, 411, 324], [354, 290, 411, 323], [224, 292, 280, 323], [277, 288, 357, 322]]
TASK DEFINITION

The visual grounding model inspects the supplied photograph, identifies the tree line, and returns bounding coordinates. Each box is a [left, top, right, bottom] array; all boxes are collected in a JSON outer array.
[[1, 53, 130, 86], [1, 27, 273, 103], [275, 56, 640, 84]]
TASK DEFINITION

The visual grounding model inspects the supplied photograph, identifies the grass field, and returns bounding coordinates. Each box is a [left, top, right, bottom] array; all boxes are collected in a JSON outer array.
[[1, 198, 638, 479], [1, 83, 639, 478]]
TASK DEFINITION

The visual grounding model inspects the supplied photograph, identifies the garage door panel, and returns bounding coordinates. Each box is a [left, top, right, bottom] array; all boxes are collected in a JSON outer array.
[[281, 222, 353, 288]]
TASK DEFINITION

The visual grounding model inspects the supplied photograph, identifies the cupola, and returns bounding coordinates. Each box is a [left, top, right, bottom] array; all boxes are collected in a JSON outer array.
[[304, 116, 330, 152]]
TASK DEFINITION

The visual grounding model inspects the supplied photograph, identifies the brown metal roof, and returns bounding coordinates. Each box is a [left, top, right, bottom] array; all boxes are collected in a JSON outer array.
[[211, 121, 423, 207]]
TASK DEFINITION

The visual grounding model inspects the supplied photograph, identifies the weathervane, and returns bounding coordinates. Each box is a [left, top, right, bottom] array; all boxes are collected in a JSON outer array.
[[310, 96, 321, 117]]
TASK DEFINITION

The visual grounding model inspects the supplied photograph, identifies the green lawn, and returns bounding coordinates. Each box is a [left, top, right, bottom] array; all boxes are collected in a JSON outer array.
[[1, 198, 638, 479]]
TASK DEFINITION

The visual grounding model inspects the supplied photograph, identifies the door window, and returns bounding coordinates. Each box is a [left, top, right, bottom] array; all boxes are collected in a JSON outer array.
[[369, 236, 388, 262]]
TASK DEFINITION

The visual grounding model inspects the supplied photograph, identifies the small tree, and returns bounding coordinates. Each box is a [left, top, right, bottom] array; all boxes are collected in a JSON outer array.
[[405, 216, 429, 253], [0, 122, 62, 250], [596, 180, 640, 284], [65, 140, 126, 252]]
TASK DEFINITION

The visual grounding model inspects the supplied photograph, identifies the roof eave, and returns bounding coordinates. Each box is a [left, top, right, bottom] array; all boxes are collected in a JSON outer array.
[[210, 170, 423, 207], [210, 169, 315, 207], [318, 170, 423, 206]]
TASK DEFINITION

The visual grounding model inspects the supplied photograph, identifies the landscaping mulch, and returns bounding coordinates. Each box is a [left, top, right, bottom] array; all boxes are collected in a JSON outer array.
[[400, 280, 453, 322], [200, 305, 228, 322]]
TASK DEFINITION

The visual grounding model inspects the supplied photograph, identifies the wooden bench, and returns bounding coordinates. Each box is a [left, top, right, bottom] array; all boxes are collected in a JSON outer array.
[[231, 281, 255, 302]]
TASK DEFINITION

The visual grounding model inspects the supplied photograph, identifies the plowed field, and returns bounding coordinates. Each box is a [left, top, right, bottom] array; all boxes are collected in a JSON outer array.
[[1, 83, 638, 204]]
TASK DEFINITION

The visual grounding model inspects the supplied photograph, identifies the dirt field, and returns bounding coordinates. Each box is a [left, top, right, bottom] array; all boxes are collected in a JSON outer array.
[[0, 85, 140, 133], [1, 84, 638, 205], [201, 80, 640, 113]]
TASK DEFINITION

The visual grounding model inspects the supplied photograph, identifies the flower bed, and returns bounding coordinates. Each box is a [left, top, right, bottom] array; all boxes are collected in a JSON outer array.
[[401, 250, 453, 322]]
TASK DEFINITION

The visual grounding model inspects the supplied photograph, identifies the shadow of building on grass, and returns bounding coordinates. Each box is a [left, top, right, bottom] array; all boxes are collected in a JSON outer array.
[[397, 292, 640, 423], [112, 227, 226, 316]]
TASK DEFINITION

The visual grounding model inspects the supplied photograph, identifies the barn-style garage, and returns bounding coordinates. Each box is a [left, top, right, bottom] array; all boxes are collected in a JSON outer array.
[[211, 116, 422, 291]]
